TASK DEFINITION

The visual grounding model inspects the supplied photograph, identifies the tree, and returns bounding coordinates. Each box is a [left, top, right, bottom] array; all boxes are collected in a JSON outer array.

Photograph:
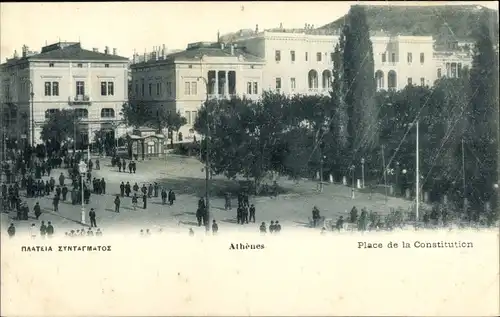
[[121, 101, 149, 128], [342, 5, 377, 160], [40, 109, 81, 153], [467, 13, 499, 215], [194, 93, 291, 193]]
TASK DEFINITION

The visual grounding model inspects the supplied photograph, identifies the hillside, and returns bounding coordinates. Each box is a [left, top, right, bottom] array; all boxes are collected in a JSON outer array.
[[318, 5, 499, 41]]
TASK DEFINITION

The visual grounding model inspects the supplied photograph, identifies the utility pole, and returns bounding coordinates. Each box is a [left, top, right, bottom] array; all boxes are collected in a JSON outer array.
[[462, 138, 466, 214], [29, 81, 35, 147], [318, 137, 324, 193], [416, 120, 420, 222], [381, 144, 388, 201]]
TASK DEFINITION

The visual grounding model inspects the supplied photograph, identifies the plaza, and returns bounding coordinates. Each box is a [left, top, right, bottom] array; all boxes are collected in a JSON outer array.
[[1, 154, 412, 236]]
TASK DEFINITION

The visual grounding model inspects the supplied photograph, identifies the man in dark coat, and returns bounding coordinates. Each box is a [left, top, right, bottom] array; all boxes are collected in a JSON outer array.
[[249, 204, 256, 223], [56, 185, 62, 198], [242, 206, 249, 224], [117, 159, 122, 172], [196, 207, 204, 227], [142, 194, 147, 209], [125, 182, 131, 197], [120, 182, 125, 197], [62, 185, 68, 201], [114, 196, 120, 213], [53, 194, 60, 212], [168, 190, 176, 206], [128, 161, 133, 173], [59, 172, 65, 186], [133, 182, 139, 193], [34, 202, 41, 220], [141, 184, 147, 196], [46, 221, 54, 237], [259, 222, 267, 234], [122, 159, 127, 173], [101, 178, 106, 194], [40, 221, 47, 237], [89, 208, 97, 227], [237, 206, 242, 224], [161, 189, 167, 205]]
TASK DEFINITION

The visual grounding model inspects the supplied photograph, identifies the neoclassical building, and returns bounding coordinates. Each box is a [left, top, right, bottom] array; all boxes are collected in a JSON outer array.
[[0, 42, 129, 146], [130, 42, 265, 143]]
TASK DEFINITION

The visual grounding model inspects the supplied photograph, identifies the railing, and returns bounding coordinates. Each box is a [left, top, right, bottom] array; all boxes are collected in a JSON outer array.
[[68, 95, 91, 105]]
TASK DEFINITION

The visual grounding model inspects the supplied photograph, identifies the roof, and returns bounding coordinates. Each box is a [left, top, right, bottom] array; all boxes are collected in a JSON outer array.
[[3, 42, 128, 66], [132, 43, 264, 66]]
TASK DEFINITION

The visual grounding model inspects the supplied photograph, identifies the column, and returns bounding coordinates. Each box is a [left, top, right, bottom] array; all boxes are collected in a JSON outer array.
[[224, 71, 229, 97], [446, 63, 451, 77], [214, 71, 219, 95]]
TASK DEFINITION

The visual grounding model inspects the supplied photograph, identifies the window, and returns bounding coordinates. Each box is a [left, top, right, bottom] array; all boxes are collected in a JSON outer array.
[[101, 108, 115, 118], [184, 82, 191, 95], [407, 53, 412, 63], [247, 82, 252, 94], [290, 50, 295, 62], [420, 53, 425, 64], [148, 83, 152, 96], [382, 53, 386, 63], [330, 53, 335, 62], [107, 82, 114, 96], [305, 52, 308, 61], [316, 52, 322, 62], [135, 83, 139, 95], [75, 108, 88, 119], [45, 109, 58, 119], [77, 63, 83, 68], [437, 68, 442, 79], [391, 53, 396, 63], [275, 78, 282, 91], [76, 81, 85, 96], [156, 83, 161, 96], [290, 77, 296, 90], [192, 111, 197, 124], [49, 63, 54, 67], [101, 82, 107, 96], [141, 79, 145, 97], [275, 50, 281, 62], [420, 77, 425, 86], [253, 82, 258, 95], [166, 82, 172, 96], [52, 82, 59, 96], [105, 64, 109, 68], [407, 78, 412, 85], [191, 82, 197, 95], [185, 111, 191, 124], [457, 63, 462, 77], [44, 82, 52, 96]]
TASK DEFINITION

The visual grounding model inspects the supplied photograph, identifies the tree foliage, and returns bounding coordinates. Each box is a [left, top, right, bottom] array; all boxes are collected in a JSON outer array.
[[121, 102, 186, 133], [343, 5, 378, 158], [40, 109, 82, 150]]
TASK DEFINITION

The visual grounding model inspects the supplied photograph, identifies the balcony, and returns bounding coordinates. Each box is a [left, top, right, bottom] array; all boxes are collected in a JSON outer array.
[[68, 95, 91, 105]]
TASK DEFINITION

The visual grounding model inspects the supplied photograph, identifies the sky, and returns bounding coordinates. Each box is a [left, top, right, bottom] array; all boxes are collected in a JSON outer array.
[[1, 1, 498, 60]]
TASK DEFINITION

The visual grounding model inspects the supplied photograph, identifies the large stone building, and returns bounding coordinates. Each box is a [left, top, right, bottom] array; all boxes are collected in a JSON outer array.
[[130, 42, 265, 143], [0, 42, 129, 146]]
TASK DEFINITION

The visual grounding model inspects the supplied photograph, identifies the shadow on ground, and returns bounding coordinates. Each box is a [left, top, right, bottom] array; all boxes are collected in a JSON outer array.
[[155, 176, 300, 198]]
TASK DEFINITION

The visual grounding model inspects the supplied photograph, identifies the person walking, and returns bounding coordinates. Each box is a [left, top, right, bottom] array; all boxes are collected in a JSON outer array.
[[161, 188, 167, 205], [142, 194, 147, 209], [212, 220, 218, 235], [168, 190, 176, 206], [249, 204, 256, 223], [120, 182, 125, 197], [53, 194, 60, 212], [40, 221, 47, 238], [89, 208, 97, 227], [34, 202, 42, 220]]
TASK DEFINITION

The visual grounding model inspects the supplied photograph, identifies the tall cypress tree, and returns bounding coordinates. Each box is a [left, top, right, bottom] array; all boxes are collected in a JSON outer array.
[[468, 11, 499, 218], [342, 5, 377, 162]]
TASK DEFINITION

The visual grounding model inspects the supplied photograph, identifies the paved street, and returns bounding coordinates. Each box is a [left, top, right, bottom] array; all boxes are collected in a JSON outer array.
[[1, 155, 411, 236]]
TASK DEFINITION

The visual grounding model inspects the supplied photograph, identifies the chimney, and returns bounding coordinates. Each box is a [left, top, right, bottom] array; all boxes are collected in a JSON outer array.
[[14, 50, 19, 59], [143, 51, 146, 62], [255, 24, 259, 33], [217, 30, 220, 43], [161, 44, 166, 57], [105, 46, 109, 54], [22, 45, 28, 58], [220, 43, 225, 50], [279, 22, 283, 29], [93, 47, 98, 52], [113, 48, 117, 55], [230, 44, 234, 55]]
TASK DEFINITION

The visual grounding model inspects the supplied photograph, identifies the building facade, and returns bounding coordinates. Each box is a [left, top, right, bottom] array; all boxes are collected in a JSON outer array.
[[0, 42, 129, 146], [130, 42, 265, 143]]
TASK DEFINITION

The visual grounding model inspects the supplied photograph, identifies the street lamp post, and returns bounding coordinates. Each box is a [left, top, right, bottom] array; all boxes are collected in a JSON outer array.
[[361, 158, 365, 189], [78, 160, 87, 224], [350, 164, 355, 199], [198, 76, 211, 232], [28, 81, 35, 147]]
